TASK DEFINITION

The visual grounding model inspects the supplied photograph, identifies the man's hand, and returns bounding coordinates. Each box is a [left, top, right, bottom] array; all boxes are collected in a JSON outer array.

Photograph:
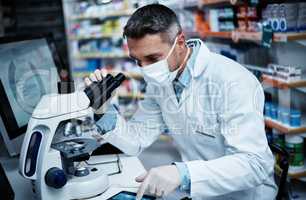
[[84, 69, 107, 87], [136, 165, 181, 200], [84, 69, 113, 114]]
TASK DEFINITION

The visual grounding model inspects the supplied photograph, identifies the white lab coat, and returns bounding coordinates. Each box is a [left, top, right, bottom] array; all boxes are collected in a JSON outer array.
[[102, 40, 278, 200]]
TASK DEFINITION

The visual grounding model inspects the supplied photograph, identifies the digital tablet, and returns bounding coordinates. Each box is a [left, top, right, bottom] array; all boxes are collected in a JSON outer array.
[[107, 191, 156, 200]]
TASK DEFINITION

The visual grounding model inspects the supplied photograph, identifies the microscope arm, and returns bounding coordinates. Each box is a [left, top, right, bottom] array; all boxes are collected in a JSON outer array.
[[84, 73, 126, 110]]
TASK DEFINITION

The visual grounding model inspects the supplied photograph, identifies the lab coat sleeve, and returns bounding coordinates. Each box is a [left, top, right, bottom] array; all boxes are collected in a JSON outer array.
[[101, 85, 166, 156], [185, 75, 276, 198], [95, 105, 118, 134]]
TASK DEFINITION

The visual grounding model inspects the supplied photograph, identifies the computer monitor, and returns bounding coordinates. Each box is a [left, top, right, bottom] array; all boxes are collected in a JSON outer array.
[[0, 35, 63, 156]]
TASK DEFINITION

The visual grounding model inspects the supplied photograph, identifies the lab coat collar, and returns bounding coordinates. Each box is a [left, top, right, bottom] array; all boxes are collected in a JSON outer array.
[[188, 39, 211, 78], [175, 40, 199, 88], [168, 39, 208, 107]]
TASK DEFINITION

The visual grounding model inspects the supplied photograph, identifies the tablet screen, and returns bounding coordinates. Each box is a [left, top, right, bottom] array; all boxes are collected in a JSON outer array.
[[108, 191, 156, 200]]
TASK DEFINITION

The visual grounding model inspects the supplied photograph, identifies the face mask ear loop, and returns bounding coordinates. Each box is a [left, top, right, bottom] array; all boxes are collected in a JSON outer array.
[[166, 37, 178, 60], [178, 47, 190, 70]]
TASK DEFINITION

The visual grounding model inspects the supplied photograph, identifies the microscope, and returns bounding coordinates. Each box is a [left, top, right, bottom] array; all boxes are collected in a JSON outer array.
[[19, 73, 126, 200]]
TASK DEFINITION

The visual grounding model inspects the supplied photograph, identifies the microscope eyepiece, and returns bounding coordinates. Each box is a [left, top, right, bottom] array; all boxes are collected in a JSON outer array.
[[84, 73, 126, 110]]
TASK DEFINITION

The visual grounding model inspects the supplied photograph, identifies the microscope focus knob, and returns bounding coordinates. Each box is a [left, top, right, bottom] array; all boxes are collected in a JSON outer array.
[[45, 167, 67, 189]]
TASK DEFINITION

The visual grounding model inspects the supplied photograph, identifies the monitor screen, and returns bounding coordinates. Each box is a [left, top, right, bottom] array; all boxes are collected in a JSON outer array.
[[0, 38, 59, 141]]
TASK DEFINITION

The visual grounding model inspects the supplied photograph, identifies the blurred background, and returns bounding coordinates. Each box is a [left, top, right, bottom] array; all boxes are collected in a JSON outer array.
[[1, 0, 306, 199]]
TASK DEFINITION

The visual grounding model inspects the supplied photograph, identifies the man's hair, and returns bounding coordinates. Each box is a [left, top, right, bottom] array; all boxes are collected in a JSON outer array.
[[123, 4, 182, 43]]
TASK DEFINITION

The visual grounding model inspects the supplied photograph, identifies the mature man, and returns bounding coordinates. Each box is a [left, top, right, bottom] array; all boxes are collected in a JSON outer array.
[[85, 4, 277, 200]]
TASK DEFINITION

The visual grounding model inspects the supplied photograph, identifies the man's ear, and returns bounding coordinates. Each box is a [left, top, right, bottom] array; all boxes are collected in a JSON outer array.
[[177, 33, 186, 50]]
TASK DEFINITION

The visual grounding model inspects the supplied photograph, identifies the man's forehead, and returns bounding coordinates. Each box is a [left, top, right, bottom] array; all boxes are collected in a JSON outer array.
[[127, 35, 170, 57]]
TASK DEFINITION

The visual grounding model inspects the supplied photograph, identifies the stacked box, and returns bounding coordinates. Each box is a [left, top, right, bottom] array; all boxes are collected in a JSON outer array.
[[267, 64, 302, 82]]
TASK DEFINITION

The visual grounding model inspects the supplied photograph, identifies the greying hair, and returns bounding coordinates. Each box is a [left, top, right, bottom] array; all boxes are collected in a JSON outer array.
[[123, 4, 182, 44]]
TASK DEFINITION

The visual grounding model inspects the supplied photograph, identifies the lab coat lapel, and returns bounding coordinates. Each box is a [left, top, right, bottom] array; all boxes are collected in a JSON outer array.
[[178, 84, 192, 107], [166, 84, 179, 107], [178, 40, 211, 106], [190, 40, 211, 78]]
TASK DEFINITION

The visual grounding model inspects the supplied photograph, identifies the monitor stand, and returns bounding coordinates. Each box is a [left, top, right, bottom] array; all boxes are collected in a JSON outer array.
[[0, 136, 10, 159], [0, 163, 14, 200]]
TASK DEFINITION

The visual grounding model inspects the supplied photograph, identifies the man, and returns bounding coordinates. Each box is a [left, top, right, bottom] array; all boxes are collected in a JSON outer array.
[[84, 4, 277, 200]]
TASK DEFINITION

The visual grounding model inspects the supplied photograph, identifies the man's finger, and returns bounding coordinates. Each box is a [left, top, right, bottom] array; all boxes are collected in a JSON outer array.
[[156, 188, 163, 198], [94, 69, 102, 81], [84, 77, 92, 86], [149, 184, 156, 196], [136, 175, 150, 200], [135, 172, 147, 182], [89, 73, 97, 82], [100, 68, 108, 77]]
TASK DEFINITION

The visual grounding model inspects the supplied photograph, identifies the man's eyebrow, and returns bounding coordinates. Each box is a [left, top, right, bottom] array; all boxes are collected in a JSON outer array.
[[129, 53, 162, 60], [144, 53, 162, 59]]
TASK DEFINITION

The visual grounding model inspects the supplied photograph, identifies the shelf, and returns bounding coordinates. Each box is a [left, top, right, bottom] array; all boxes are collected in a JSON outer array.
[[200, 31, 260, 41], [289, 170, 306, 179], [235, 31, 306, 42], [262, 75, 306, 89], [118, 92, 144, 99], [200, 31, 232, 39], [110, 70, 143, 80], [265, 118, 306, 135], [73, 70, 143, 80], [70, 9, 134, 20], [200, 31, 306, 43], [274, 32, 306, 42], [69, 33, 122, 40], [233, 31, 262, 42], [202, 0, 233, 6], [74, 52, 129, 59]]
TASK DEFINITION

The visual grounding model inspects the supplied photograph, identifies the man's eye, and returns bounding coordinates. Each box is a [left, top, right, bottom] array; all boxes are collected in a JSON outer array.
[[135, 60, 142, 67], [147, 57, 159, 63]]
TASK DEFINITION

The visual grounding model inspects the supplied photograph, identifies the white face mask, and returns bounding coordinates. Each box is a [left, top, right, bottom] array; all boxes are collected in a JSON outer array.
[[140, 37, 186, 85]]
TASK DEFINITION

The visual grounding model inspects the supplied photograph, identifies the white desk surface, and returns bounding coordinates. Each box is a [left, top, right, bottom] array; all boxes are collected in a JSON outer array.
[[1, 154, 144, 200], [1, 154, 187, 200]]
